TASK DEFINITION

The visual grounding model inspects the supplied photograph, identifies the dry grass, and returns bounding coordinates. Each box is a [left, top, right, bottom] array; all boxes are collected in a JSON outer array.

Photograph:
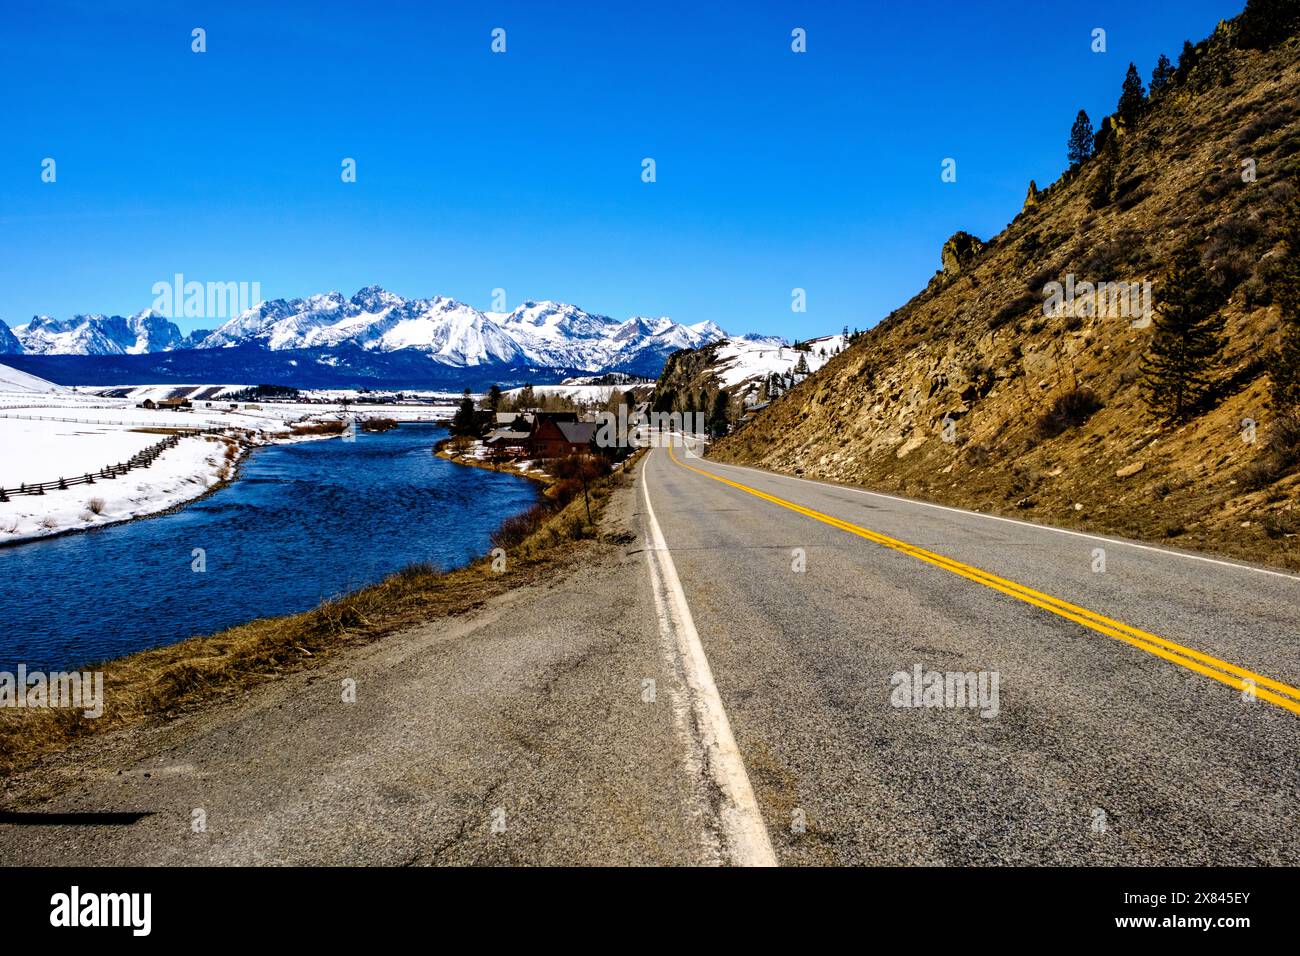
[[0, 453, 642, 774]]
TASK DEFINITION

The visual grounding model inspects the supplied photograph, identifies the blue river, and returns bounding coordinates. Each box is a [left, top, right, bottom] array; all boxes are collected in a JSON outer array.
[[0, 424, 538, 670]]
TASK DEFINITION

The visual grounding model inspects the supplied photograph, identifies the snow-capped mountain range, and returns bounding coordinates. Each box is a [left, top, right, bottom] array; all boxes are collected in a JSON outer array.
[[11, 311, 198, 356], [0, 287, 727, 375]]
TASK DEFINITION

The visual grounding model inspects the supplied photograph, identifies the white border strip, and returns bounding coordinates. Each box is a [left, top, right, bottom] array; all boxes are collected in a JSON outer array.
[[641, 447, 777, 866]]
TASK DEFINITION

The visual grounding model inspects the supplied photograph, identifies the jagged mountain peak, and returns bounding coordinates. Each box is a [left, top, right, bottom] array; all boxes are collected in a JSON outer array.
[[11, 288, 735, 376]]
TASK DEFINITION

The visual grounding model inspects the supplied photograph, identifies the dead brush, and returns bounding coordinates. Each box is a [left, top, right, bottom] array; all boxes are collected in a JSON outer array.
[[1239, 415, 1300, 491], [290, 420, 348, 436]]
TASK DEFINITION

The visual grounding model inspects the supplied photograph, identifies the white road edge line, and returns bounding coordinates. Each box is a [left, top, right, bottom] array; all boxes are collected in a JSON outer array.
[[675, 435, 1300, 584], [641, 446, 777, 867]]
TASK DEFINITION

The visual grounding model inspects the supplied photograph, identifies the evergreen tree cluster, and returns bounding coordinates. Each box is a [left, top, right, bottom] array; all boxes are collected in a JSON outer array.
[[1140, 246, 1229, 421]]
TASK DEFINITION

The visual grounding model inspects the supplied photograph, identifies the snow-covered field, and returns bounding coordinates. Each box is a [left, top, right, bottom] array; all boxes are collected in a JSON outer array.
[[0, 419, 161, 487], [0, 432, 235, 543], [0, 365, 454, 544], [0, 363, 65, 394]]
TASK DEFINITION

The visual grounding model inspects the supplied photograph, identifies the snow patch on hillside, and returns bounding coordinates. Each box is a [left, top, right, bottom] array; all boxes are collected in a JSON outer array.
[[0, 363, 64, 394], [714, 334, 848, 389]]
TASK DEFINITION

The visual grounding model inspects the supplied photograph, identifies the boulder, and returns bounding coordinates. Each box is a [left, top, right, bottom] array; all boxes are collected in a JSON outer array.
[[941, 231, 985, 275]]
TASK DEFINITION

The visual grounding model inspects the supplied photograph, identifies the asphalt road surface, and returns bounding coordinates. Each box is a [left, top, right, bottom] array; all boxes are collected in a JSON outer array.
[[3, 437, 1298, 865]]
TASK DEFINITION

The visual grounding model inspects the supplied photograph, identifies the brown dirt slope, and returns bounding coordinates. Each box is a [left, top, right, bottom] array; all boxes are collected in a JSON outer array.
[[711, 17, 1300, 570]]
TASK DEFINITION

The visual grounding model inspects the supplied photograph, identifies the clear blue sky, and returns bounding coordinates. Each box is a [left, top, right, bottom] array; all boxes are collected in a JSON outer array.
[[0, 0, 1239, 338]]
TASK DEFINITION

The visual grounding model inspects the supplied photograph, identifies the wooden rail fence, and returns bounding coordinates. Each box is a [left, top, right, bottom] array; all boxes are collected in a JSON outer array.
[[0, 433, 203, 502]]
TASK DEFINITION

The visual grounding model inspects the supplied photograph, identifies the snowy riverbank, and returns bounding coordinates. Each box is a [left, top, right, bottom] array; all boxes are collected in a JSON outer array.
[[0, 367, 453, 545]]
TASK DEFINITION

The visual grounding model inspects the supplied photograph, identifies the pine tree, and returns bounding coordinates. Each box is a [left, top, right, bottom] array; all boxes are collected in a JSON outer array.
[[708, 390, 731, 438], [794, 353, 810, 377], [1141, 245, 1228, 421], [1238, 0, 1300, 50], [485, 384, 502, 411], [450, 388, 481, 436], [1150, 54, 1176, 95], [1117, 63, 1147, 124], [1271, 189, 1300, 411], [1067, 109, 1095, 167]]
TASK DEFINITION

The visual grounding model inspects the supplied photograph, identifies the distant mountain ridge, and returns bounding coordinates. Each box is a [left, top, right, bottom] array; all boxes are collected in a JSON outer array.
[[0, 287, 727, 379]]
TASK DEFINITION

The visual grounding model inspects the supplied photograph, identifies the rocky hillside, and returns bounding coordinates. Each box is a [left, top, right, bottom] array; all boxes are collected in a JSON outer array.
[[710, 9, 1300, 570]]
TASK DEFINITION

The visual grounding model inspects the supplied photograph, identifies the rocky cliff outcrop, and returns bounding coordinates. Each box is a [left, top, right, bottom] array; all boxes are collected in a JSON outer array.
[[940, 231, 984, 275]]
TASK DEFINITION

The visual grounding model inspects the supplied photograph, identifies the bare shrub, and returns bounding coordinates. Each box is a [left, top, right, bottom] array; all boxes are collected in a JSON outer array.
[[1240, 415, 1300, 491], [991, 292, 1040, 329], [87, 497, 106, 515], [548, 456, 612, 481], [489, 503, 553, 551], [290, 420, 348, 436], [1262, 511, 1300, 539], [1035, 388, 1104, 438], [1232, 102, 1296, 146], [550, 477, 584, 506]]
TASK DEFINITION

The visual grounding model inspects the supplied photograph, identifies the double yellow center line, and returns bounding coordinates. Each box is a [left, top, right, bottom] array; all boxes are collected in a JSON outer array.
[[666, 442, 1300, 717]]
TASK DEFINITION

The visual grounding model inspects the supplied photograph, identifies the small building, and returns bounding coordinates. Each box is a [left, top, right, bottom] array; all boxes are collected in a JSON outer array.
[[484, 428, 532, 457], [531, 419, 597, 459]]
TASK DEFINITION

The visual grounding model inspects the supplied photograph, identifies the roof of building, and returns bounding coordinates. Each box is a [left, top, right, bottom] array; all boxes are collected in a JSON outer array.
[[555, 421, 598, 444]]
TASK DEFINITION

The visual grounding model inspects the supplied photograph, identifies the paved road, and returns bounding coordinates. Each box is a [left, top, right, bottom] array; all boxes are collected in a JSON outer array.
[[641, 437, 1300, 864], [3, 439, 1298, 865]]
